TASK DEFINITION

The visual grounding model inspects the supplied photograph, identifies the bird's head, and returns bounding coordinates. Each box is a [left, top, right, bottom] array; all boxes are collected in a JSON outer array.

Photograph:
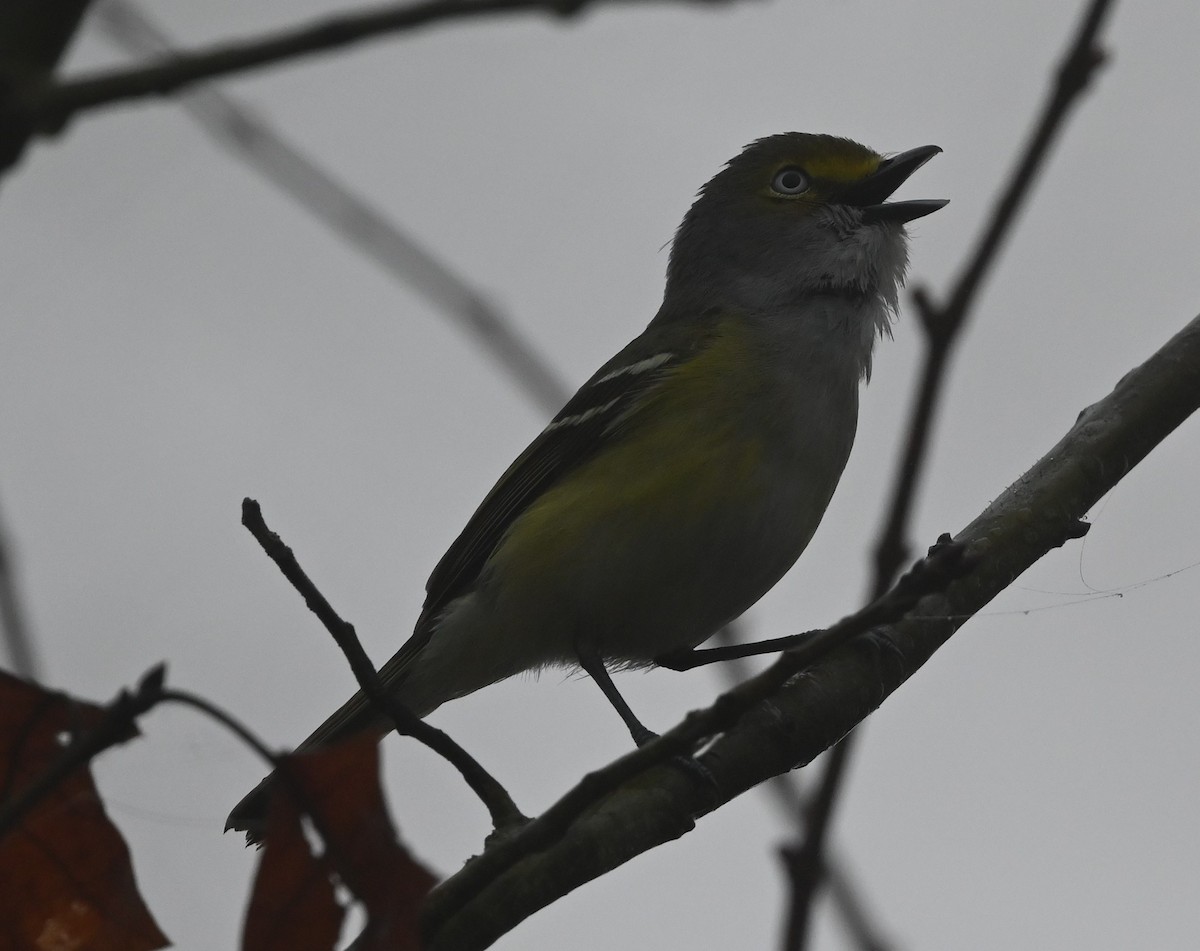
[[665, 133, 946, 318]]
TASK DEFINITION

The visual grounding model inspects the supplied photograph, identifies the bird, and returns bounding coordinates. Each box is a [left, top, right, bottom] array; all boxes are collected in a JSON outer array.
[[227, 132, 945, 839]]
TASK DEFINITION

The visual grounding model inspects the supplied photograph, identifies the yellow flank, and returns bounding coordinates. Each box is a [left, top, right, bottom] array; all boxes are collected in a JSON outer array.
[[493, 319, 766, 587]]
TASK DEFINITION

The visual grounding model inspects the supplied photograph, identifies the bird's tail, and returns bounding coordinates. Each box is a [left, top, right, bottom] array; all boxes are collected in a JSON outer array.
[[223, 687, 391, 843], [224, 622, 438, 844]]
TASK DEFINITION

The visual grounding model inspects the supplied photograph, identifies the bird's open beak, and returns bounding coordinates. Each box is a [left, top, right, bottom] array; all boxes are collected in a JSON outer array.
[[843, 145, 948, 224]]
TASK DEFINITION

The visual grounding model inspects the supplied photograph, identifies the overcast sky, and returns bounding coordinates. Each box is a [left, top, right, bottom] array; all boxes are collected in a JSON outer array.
[[3, 0, 1199, 948]]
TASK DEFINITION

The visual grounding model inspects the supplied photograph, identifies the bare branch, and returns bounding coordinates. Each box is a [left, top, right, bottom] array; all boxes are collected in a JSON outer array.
[[13, 0, 743, 137], [0, 0, 95, 172], [160, 689, 282, 769], [421, 310, 1200, 949], [240, 498, 526, 831], [0, 499, 39, 679], [0, 0, 100, 658], [876, 0, 1116, 589], [712, 625, 899, 951], [785, 0, 1118, 940], [822, 858, 897, 951]]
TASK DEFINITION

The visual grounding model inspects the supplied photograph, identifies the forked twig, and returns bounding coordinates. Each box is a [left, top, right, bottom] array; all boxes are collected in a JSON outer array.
[[241, 498, 526, 830]]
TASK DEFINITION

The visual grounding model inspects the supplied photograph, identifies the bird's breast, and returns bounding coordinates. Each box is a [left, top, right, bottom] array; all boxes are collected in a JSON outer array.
[[485, 319, 863, 661]]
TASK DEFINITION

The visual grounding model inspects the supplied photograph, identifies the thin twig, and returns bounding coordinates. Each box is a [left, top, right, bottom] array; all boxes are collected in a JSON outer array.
[[823, 859, 896, 951], [160, 687, 328, 843], [161, 688, 281, 769], [781, 739, 851, 949], [783, 1, 1118, 944], [711, 624, 898, 951], [14, 0, 740, 135], [0, 656, 350, 851], [164, 687, 383, 884], [0, 663, 162, 842], [0, 498, 39, 678], [240, 497, 526, 830], [874, 0, 1115, 587], [92, 0, 570, 413]]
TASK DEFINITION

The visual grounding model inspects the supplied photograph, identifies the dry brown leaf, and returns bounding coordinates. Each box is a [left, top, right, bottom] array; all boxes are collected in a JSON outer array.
[[243, 734, 437, 951], [0, 671, 168, 951]]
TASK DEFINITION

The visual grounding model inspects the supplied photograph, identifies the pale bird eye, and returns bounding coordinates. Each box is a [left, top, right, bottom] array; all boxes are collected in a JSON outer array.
[[771, 167, 809, 195]]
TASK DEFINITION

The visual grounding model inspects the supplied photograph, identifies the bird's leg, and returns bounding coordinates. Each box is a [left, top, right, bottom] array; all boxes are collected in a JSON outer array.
[[654, 628, 820, 671], [577, 643, 717, 787], [576, 644, 658, 746]]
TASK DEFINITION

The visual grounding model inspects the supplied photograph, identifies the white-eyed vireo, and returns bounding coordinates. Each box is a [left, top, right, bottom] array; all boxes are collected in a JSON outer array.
[[228, 132, 945, 835]]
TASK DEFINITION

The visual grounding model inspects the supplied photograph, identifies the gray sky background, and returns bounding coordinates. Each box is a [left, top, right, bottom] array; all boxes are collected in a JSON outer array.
[[3, 0, 1199, 948]]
